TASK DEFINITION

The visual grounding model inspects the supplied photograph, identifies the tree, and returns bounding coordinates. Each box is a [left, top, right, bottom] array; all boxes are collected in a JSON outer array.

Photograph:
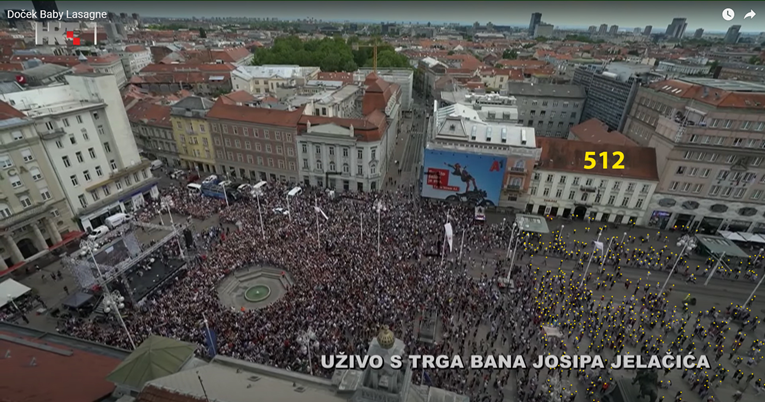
[[502, 49, 518, 59], [749, 56, 763, 65], [251, 36, 358, 72], [535, 36, 548, 43], [447, 50, 455, 55], [199, 28, 207, 38]]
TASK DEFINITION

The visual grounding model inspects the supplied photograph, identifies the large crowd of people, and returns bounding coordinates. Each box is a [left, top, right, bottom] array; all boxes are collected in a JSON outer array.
[[50, 180, 765, 402]]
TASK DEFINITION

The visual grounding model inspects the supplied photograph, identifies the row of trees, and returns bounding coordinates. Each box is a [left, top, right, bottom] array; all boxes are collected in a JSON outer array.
[[251, 36, 410, 72]]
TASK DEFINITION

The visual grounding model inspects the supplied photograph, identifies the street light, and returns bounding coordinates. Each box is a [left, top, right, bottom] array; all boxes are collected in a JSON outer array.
[[660, 236, 696, 295], [580, 231, 603, 287], [6, 294, 19, 311], [81, 239, 136, 350], [297, 327, 317, 375], [251, 181, 267, 240], [558, 225, 565, 242], [219, 182, 229, 207], [376, 201, 386, 256]]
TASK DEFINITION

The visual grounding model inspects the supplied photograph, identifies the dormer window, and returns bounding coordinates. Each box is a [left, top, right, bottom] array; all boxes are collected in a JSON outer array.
[[470, 126, 477, 140], [449, 124, 456, 131], [486, 127, 492, 142]]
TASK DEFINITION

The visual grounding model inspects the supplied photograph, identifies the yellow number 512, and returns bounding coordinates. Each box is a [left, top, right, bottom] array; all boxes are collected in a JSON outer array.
[[584, 151, 625, 170]]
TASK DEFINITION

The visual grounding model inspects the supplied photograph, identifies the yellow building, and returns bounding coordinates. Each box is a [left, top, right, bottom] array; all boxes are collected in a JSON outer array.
[[170, 96, 217, 173]]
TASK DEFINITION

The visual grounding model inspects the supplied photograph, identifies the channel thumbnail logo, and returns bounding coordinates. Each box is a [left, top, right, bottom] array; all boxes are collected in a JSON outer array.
[[66, 31, 81, 46]]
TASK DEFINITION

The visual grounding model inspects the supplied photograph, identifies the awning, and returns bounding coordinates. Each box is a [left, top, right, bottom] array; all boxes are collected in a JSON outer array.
[[515, 214, 550, 234], [61, 291, 94, 309], [695, 234, 750, 258], [0, 279, 31, 308], [739, 232, 765, 244], [718, 230, 747, 242]]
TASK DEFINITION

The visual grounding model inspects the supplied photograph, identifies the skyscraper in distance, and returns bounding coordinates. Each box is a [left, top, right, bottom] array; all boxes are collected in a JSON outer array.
[[609, 25, 619, 35], [665, 18, 687, 39], [724, 25, 741, 44], [643, 25, 652, 36], [694, 28, 704, 39], [529, 12, 542, 35], [598, 24, 608, 35]]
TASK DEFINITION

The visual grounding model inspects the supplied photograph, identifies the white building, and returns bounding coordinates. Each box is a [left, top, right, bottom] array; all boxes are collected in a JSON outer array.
[[354, 68, 414, 111], [656, 60, 711, 76], [231, 65, 320, 95], [0, 74, 158, 232], [111, 45, 152, 78], [529, 137, 659, 224], [87, 54, 129, 88], [299, 85, 361, 118]]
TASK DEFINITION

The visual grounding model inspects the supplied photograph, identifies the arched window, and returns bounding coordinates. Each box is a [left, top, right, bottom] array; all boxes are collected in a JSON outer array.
[[514, 160, 525, 168], [510, 178, 522, 186], [0, 203, 12, 218], [329, 162, 336, 171]]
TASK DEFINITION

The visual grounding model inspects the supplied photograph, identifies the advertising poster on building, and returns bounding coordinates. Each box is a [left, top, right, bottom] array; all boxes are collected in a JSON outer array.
[[421, 149, 505, 206]]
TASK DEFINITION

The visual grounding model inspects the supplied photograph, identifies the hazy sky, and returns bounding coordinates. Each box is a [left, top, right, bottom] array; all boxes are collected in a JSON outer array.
[[4, 1, 763, 32]]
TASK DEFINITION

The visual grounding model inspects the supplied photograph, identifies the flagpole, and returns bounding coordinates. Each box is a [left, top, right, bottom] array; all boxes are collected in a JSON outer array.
[[599, 236, 615, 271], [580, 231, 602, 287], [458, 229, 466, 262], [376, 202, 382, 256], [202, 313, 216, 356], [315, 195, 320, 247], [360, 212, 363, 241], [705, 251, 726, 286], [440, 211, 450, 267]]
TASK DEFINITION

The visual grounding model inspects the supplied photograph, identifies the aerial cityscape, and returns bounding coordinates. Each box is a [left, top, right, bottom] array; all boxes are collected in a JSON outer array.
[[0, 1, 764, 402]]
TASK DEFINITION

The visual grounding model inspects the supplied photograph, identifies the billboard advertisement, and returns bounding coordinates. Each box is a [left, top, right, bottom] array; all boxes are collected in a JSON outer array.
[[421, 149, 505, 206]]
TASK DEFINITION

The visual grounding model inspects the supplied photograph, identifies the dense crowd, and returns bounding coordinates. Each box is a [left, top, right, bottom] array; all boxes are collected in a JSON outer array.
[[51, 181, 765, 402]]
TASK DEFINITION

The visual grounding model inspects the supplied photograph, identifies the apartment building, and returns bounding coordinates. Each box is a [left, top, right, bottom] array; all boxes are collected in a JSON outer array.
[[506, 82, 586, 138], [206, 100, 302, 182], [622, 78, 765, 233], [354, 68, 414, 111], [573, 63, 651, 132], [296, 112, 388, 191], [0, 102, 75, 270], [718, 62, 765, 83], [126, 100, 179, 167], [440, 91, 519, 124], [231, 65, 320, 95], [170, 97, 216, 173], [429, 103, 542, 210], [529, 138, 658, 224], [0, 74, 158, 232], [112, 44, 152, 78]]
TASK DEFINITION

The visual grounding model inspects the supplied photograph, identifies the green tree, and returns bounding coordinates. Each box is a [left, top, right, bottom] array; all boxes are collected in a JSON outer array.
[[502, 49, 518, 59], [251, 36, 359, 72], [535, 36, 548, 43], [199, 28, 207, 38], [447, 50, 455, 55]]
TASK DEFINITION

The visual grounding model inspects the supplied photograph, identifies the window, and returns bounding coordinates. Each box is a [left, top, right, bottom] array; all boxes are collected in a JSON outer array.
[[103, 186, 111, 196], [585, 178, 593, 186], [103, 142, 111, 152], [700, 168, 710, 178], [40, 187, 51, 201], [76, 115, 83, 124], [11, 130, 23, 141], [92, 112, 99, 120], [688, 167, 698, 176], [357, 148, 363, 159], [78, 194, 87, 207], [670, 181, 678, 190], [0, 204, 10, 218], [115, 181, 122, 191], [125, 175, 131, 186], [83, 129, 90, 140], [621, 197, 630, 207], [607, 195, 616, 205], [62, 156, 71, 167], [10, 175, 22, 188], [315, 145, 321, 154], [30, 167, 42, 180], [635, 198, 644, 209], [316, 161, 323, 170], [559, 175, 567, 184], [371, 165, 376, 175], [19, 195, 32, 208], [83, 170, 92, 181], [627, 183, 635, 192], [572, 177, 580, 185], [543, 188, 550, 196], [580, 193, 589, 202], [693, 184, 702, 193], [55, 140, 63, 149], [91, 191, 100, 201], [710, 118, 720, 128], [88, 148, 96, 159], [733, 188, 745, 199], [709, 185, 720, 196], [357, 165, 363, 175], [568, 191, 575, 200], [301, 144, 308, 154], [95, 166, 103, 177], [752, 190, 763, 200], [681, 183, 690, 192], [62, 118, 70, 127], [70, 175, 79, 186], [69, 135, 76, 145], [110, 160, 117, 170], [546, 174, 554, 183], [76, 151, 84, 163], [641, 184, 650, 193], [133, 173, 139, 182], [676, 166, 686, 175]]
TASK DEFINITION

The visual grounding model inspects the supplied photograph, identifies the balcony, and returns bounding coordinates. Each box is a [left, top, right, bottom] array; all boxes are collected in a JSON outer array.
[[580, 185, 597, 193], [39, 127, 66, 140], [504, 184, 522, 193], [508, 166, 526, 174], [0, 202, 52, 231]]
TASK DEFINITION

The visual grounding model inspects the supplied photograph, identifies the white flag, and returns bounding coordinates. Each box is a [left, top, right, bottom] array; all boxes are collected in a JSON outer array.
[[594, 241, 604, 253], [444, 222, 454, 252], [314, 206, 329, 221]]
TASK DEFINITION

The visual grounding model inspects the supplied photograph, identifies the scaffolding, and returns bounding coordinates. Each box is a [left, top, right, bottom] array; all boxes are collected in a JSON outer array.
[[62, 220, 187, 289]]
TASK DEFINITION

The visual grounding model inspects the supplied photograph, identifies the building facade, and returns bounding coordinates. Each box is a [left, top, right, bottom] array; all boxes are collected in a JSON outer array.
[[528, 138, 659, 223], [126, 100, 179, 167], [231, 65, 320, 95], [573, 63, 650, 132], [113, 45, 152, 78], [354, 68, 414, 111], [623, 78, 765, 233], [171, 97, 217, 173], [207, 101, 302, 182], [0, 74, 158, 232], [0, 102, 75, 269], [506, 82, 586, 138]]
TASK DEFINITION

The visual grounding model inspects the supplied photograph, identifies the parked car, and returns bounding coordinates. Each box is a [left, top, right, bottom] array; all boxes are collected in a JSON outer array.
[[87, 225, 110, 241]]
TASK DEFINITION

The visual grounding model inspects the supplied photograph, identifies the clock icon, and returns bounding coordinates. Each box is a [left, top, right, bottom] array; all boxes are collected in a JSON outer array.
[[722, 8, 735, 21]]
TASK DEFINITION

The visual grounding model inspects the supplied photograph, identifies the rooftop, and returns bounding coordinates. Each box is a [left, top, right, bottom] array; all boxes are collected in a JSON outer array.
[[207, 99, 304, 128], [535, 137, 659, 181], [569, 118, 638, 147], [232, 65, 318, 80], [434, 104, 537, 149], [649, 79, 765, 110], [506, 82, 586, 99], [0, 329, 124, 402], [677, 77, 765, 93]]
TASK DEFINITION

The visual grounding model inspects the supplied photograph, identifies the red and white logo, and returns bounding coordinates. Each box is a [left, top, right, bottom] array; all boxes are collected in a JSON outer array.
[[66, 31, 81, 46]]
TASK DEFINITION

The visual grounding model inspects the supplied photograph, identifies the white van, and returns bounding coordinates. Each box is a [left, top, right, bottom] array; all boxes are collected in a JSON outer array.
[[187, 183, 202, 194], [87, 225, 110, 241], [105, 212, 131, 229], [150, 160, 164, 170]]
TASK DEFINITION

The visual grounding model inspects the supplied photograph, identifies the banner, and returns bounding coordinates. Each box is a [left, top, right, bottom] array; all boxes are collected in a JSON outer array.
[[444, 223, 454, 252], [204, 327, 217, 357], [594, 241, 604, 253]]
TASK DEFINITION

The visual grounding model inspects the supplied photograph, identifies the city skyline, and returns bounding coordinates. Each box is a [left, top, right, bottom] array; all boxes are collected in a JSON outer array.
[[3, 1, 762, 33]]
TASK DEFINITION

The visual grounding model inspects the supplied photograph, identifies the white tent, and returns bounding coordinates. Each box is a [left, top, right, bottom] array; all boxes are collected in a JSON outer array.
[[718, 230, 747, 242], [0, 279, 31, 308], [739, 232, 765, 244]]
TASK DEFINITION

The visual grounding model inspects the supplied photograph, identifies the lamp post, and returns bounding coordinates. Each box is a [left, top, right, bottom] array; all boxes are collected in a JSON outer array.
[[660, 236, 696, 295], [82, 239, 136, 350], [360, 212, 363, 241], [558, 225, 565, 242], [753, 248, 764, 268], [440, 211, 451, 268], [745, 270, 765, 307], [506, 222, 519, 260], [297, 327, 316, 376], [219, 182, 229, 207], [376, 201, 385, 256], [458, 229, 466, 262], [580, 231, 603, 287], [507, 232, 528, 281], [705, 251, 726, 286], [6, 294, 19, 311], [162, 197, 184, 259], [250, 189, 266, 240]]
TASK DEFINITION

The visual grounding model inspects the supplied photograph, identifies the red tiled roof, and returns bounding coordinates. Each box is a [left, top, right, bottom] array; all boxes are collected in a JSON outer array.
[[72, 63, 95, 74], [362, 73, 400, 116], [0, 331, 122, 402], [298, 109, 388, 142], [317, 71, 354, 84], [218, 90, 256, 105], [10, 55, 81, 67], [569, 118, 638, 147], [207, 99, 304, 128], [140, 63, 236, 74], [496, 59, 548, 68], [649, 79, 765, 110], [137, 385, 206, 402], [0, 62, 23, 71], [126, 100, 173, 127], [536, 137, 658, 181], [0, 100, 26, 120], [124, 45, 147, 53], [88, 54, 121, 64]]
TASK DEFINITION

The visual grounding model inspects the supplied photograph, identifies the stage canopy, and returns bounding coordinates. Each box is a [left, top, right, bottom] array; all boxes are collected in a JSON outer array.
[[515, 214, 550, 234], [61, 291, 94, 309], [107, 335, 196, 389], [0, 279, 31, 308], [695, 234, 749, 258]]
